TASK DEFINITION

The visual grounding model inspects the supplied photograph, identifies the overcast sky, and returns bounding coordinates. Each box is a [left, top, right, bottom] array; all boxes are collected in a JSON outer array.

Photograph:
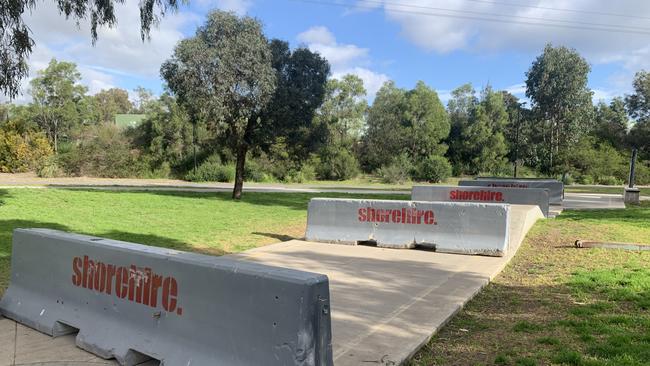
[[5, 0, 649, 105]]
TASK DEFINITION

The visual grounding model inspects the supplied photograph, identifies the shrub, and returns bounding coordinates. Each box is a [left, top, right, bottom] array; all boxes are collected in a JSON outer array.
[[598, 175, 621, 186], [0, 129, 53, 173], [577, 174, 594, 185], [412, 155, 452, 183], [376, 154, 413, 184], [316, 147, 359, 181], [185, 159, 235, 182], [36, 156, 64, 178], [58, 125, 149, 178]]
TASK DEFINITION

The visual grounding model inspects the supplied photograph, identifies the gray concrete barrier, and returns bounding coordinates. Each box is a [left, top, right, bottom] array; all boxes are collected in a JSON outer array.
[[460, 179, 564, 204], [0, 229, 333, 366], [411, 185, 550, 217], [305, 198, 510, 256]]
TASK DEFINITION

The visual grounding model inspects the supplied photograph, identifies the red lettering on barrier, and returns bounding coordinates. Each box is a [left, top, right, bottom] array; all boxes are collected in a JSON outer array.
[[358, 208, 437, 225], [70, 256, 182, 316], [449, 190, 505, 202]]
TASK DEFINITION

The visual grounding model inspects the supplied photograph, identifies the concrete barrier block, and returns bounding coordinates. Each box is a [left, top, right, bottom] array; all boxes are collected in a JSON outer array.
[[305, 198, 510, 256], [412, 185, 550, 217], [460, 179, 564, 204], [0, 229, 333, 366]]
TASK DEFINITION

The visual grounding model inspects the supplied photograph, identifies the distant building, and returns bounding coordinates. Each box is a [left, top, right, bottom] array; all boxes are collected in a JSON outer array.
[[114, 114, 146, 129]]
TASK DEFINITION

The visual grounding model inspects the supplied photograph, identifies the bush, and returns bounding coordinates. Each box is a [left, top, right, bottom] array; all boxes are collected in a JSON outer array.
[[185, 156, 235, 182], [0, 129, 53, 173], [597, 175, 622, 186], [58, 125, 149, 178], [36, 156, 64, 178], [316, 147, 359, 181], [376, 154, 413, 184], [412, 155, 452, 183], [577, 174, 594, 185]]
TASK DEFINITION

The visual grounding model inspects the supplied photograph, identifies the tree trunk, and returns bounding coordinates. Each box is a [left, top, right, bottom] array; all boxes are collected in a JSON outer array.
[[232, 143, 248, 200]]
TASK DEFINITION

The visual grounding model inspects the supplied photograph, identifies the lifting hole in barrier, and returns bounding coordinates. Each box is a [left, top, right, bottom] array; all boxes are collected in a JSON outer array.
[[52, 321, 78, 337], [124, 349, 160, 366], [357, 240, 377, 247], [414, 243, 437, 252]]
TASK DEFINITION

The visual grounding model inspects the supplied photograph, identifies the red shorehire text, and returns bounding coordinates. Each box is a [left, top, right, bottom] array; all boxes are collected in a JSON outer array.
[[449, 189, 505, 202], [358, 207, 436, 225], [71, 255, 183, 315]]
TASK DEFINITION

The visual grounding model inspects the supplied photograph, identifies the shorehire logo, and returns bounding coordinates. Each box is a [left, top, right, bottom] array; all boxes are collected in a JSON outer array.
[[71, 255, 183, 316]]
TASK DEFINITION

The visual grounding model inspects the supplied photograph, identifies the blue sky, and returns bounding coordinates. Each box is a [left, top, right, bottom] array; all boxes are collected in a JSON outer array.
[[7, 0, 650, 105]]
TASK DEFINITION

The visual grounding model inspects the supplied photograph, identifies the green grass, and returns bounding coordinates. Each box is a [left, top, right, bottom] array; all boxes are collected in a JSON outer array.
[[0, 188, 408, 296], [408, 202, 650, 366], [565, 185, 649, 196]]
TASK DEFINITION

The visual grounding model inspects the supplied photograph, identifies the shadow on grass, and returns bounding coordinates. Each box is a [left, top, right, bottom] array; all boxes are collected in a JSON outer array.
[[42, 187, 410, 211]]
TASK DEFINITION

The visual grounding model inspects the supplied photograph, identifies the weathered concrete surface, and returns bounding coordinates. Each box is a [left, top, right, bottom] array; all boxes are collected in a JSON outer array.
[[0, 205, 543, 365], [305, 198, 511, 255], [235, 204, 543, 366], [1, 229, 332, 366]]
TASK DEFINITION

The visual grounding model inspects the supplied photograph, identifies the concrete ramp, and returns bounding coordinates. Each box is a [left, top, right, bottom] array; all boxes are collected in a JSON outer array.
[[306, 198, 511, 256], [235, 204, 544, 365], [0, 205, 544, 365]]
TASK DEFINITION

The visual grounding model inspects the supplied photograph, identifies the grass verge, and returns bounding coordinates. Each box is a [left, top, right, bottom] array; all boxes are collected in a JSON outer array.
[[408, 202, 650, 366], [0, 188, 408, 296]]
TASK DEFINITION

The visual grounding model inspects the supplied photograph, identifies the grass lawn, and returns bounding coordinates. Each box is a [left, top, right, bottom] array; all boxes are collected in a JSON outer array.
[[565, 185, 649, 196], [408, 201, 650, 366], [0, 188, 408, 297]]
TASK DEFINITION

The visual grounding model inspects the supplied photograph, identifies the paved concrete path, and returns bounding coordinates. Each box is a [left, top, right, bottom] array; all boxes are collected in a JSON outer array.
[[0, 205, 543, 366]]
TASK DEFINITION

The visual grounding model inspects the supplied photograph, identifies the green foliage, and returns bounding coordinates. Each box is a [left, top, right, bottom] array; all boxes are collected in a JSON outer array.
[[316, 146, 360, 181], [525, 44, 594, 172], [412, 155, 452, 183], [58, 124, 148, 178], [567, 138, 636, 185], [29, 58, 88, 153], [1, 0, 180, 99], [161, 10, 277, 198], [36, 155, 64, 178], [91, 88, 133, 123], [257, 40, 330, 164], [185, 161, 236, 183], [363, 80, 449, 172], [376, 154, 413, 184], [0, 128, 52, 172], [593, 98, 629, 148]]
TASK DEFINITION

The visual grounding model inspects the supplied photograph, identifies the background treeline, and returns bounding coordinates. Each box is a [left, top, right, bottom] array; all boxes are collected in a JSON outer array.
[[1, 13, 649, 186]]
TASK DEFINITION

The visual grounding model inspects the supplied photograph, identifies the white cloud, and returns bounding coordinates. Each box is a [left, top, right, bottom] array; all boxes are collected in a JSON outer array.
[[297, 26, 389, 100], [196, 0, 253, 15], [3, 1, 200, 102], [504, 83, 526, 96], [359, 0, 650, 101]]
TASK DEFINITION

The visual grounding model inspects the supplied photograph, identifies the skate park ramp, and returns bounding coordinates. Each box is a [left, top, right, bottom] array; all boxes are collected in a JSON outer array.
[[0, 204, 543, 365], [233, 204, 544, 365]]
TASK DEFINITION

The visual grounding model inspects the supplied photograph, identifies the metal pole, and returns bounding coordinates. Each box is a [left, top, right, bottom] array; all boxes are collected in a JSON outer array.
[[628, 148, 638, 188]]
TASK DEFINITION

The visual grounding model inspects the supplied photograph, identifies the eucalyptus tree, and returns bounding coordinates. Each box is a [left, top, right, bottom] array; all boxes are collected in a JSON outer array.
[[1, 0, 182, 99], [30, 58, 87, 153], [525, 44, 593, 173], [161, 10, 276, 199]]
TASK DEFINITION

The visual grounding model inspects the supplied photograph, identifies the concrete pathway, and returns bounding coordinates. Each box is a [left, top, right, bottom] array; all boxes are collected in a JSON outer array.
[[0, 205, 543, 366]]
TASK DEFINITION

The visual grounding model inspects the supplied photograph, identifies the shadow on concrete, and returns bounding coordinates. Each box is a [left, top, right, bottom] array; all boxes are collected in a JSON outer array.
[[251, 231, 301, 242]]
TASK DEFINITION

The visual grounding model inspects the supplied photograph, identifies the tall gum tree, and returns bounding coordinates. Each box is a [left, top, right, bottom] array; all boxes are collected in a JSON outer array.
[[525, 44, 593, 174], [161, 11, 276, 199]]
